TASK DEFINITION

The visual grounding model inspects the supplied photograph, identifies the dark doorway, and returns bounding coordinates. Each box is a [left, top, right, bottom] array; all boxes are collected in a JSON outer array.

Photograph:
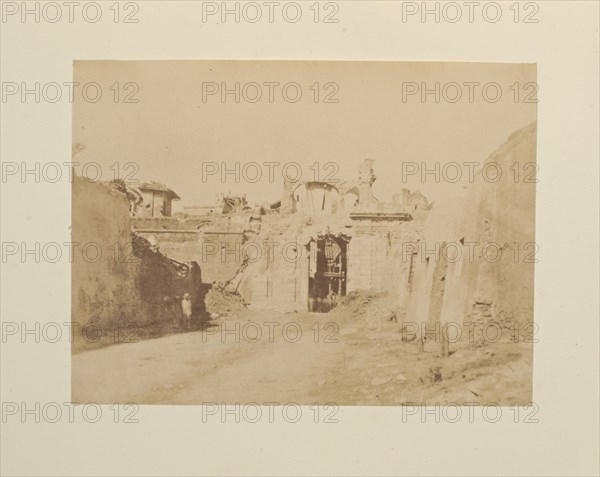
[[307, 234, 349, 313]]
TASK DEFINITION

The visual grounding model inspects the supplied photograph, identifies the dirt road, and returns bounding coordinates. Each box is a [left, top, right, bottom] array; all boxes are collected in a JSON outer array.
[[72, 311, 347, 405], [72, 308, 533, 406]]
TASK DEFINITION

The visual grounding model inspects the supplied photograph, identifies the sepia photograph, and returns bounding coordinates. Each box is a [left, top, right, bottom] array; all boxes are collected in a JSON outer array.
[[71, 60, 537, 406], [3, 2, 599, 475]]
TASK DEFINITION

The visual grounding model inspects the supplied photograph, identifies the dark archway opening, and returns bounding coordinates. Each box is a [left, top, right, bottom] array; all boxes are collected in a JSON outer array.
[[307, 234, 350, 313]]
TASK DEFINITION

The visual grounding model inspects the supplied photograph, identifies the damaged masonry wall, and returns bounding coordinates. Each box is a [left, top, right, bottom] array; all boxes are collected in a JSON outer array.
[[72, 176, 143, 329], [125, 121, 536, 325], [72, 176, 202, 347], [406, 121, 537, 328], [196, 121, 536, 321], [198, 163, 431, 313]]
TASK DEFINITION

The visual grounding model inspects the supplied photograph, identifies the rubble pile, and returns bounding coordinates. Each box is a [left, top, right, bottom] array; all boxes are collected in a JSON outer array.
[[204, 285, 247, 319], [332, 290, 398, 325]]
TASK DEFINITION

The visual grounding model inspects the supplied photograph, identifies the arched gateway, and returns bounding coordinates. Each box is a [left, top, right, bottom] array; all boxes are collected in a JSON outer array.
[[306, 232, 351, 313]]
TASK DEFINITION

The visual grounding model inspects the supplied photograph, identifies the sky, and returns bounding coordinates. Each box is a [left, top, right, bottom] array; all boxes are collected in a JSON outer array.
[[72, 60, 537, 210]]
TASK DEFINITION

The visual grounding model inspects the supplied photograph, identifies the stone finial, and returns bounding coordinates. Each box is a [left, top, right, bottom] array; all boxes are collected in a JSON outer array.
[[357, 159, 376, 205], [281, 174, 300, 214]]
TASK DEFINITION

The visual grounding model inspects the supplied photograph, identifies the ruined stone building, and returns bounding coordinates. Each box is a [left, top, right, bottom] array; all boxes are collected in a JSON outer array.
[[73, 121, 536, 335], [137, 181, 180, 217], [71, 176, 202, 340], [133, 121, 536, 328], [221, 163, 431, 314]]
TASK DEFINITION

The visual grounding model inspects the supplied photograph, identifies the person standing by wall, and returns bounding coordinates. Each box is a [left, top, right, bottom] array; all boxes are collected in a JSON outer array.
[[181, 292, 192, 330]]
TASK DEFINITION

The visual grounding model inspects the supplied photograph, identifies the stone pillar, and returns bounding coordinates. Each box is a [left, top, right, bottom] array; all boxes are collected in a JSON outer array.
[[357, 159, 376, 206], [281, 175, 299, 214]]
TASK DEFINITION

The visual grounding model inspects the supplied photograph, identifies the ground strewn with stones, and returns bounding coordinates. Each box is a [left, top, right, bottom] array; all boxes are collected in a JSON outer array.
[[72, 294, 532, 406]]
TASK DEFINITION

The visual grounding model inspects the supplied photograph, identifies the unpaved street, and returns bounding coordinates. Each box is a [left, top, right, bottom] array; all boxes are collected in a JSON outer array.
[[72, 308, 532, 406], [73, 311, 346, 405]]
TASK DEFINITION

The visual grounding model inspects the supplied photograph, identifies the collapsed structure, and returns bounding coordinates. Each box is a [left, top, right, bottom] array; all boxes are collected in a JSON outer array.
[[73, 121, 535, 336], [71, 177, 203, 335]]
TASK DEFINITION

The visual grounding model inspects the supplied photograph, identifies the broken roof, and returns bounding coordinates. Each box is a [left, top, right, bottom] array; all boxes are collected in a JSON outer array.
[[138, 181, 181, 200]]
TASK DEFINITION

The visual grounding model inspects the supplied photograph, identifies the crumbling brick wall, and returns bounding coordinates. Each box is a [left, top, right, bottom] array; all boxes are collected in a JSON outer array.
[[406, 121, 537, 328], [133, 230, 202, 264], [72, 177, 204, 350], [236, 215, 309, 311], [347, 220, 421, 301], [196, 215, 249, 285], [131, 217, 208, 265], [222, 213, 424, 313], [460, 121, 537, 324], [72, 176, 143, 329]]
